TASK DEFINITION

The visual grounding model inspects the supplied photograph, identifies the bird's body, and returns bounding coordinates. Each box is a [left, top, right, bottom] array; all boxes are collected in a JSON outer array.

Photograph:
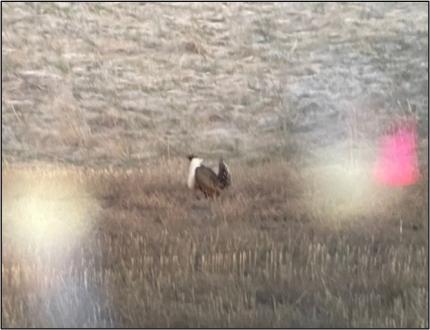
[[187, 155, 231, 198], [195, 165, 222, 197]]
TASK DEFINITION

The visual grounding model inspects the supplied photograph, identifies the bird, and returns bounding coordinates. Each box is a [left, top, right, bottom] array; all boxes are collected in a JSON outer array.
[[187, 154, 231, 198]]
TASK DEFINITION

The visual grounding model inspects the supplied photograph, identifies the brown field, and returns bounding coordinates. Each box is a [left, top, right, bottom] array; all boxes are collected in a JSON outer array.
[[1, 2, 429, 328], [2, 161, 428, 328]]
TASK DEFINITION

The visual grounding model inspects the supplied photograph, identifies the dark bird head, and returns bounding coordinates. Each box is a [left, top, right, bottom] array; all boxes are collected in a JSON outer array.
[[187, 154, 197, 161]]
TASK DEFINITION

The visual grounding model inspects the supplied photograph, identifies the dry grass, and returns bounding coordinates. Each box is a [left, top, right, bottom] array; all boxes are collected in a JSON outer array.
[[2, 159, 428, 328], [2, 3, 428, 164], [1, 2, 428, 328]]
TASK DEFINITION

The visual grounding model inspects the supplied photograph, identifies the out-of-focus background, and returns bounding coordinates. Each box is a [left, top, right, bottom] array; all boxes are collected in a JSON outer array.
[[2, 3, 428, 328], [2, 2, 428, 165]]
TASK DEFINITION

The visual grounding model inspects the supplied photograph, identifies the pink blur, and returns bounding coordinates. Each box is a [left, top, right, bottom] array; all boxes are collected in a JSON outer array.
[[373, 120, 420, 186]]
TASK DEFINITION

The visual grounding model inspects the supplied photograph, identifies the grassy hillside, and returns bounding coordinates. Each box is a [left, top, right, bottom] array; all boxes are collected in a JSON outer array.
[[2, 2, 428, 164]]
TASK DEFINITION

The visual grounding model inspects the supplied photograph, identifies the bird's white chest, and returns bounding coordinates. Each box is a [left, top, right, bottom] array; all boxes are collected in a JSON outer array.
[[187, 158, 203, 189]]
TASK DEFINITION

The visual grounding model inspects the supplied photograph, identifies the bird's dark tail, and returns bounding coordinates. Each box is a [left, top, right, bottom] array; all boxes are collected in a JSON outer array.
[[218, 158, 231, 189]]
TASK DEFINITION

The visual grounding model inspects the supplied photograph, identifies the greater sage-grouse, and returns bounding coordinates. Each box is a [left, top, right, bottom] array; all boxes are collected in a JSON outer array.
[[187, 154, 231, 198]]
